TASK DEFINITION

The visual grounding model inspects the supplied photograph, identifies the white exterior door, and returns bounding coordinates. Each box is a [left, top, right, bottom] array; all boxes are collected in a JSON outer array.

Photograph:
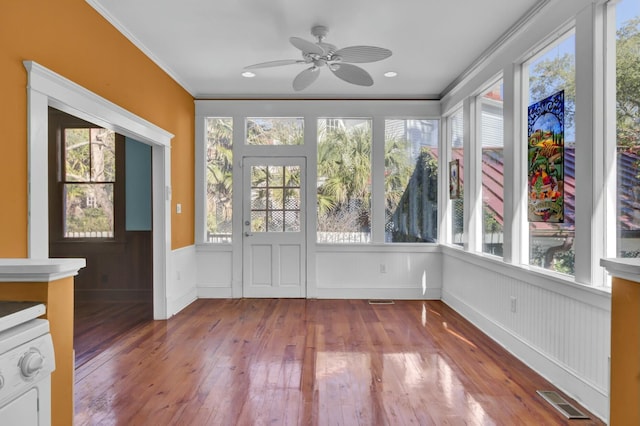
[[242, 157, 306, 297]]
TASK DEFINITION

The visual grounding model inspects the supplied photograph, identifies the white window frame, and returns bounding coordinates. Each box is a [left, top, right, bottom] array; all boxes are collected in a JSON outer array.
[[439, 1, 614, 289], [520, 26, 581, 278], [444, 105, 466, 247], [475, 76, 506, 258]]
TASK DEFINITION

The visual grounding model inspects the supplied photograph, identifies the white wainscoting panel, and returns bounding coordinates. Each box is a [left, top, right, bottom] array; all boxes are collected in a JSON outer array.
[[168, 245, 197, 316], [196, 246, 233, 298], [441, 249, 610, 421], [316, 246, 442, 299]]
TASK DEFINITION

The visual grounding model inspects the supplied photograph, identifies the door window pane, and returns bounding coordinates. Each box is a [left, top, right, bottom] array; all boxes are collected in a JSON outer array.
[[480, 81, 504, 256], [613, 0, 640, 257], [317, 118, 372, 243], [250, 165, 301, 232], [246, 118, 304, 145], [527, 31, 576, 275], [384, 119, 439, 242], [206, 118, 233, 243]]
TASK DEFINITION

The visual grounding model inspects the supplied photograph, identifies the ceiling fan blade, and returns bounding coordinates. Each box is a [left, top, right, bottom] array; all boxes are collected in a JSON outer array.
[[293, 67, 320, 91], [330, 63, 374, 86], [333, 46, 392, 63], [244, 59, 305, 70], [289, 37, 325, 55]]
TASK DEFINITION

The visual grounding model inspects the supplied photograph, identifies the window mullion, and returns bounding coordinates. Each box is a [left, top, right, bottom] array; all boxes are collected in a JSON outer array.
[[463, 98, 481, 252], [371, 116, 385, 243], [503, 63, 527, 265], [575, 4, 601, 285]]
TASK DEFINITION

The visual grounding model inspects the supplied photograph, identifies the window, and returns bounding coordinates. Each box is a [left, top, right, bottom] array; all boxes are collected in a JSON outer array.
[[249, 165, 301, 232], [205, 118, 233, 243], [449, 108, 464, 246], [612, 0, 640, 258], [526, 31, 576, 275], [62, 127, 116, 238], [480, 81, 504, 256], [384, 119, 439, 242], [317, 118, 372, 243], [246, 117, 304, 145]]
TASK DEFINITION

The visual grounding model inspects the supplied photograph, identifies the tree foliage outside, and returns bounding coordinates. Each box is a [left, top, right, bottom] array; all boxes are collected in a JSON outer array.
[[483, 203, 503, 255], [616, 17, 640, 152], [246, 118, 304, 145], [529, 50, 576, 134], [317, 121, 372, 242], [206, 118, 233, 241], [204, 117, 437, 244], [615, 16, 640, 258], [249, 165, 301, 233], [63, 128, 115, 237]]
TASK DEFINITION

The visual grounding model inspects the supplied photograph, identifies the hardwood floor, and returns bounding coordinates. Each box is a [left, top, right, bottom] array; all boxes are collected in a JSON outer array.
[[74, 300, 153, 368], [74, 299, 604, 425]]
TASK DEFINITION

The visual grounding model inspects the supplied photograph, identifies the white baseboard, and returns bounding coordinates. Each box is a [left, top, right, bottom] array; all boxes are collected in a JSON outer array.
[[315, 287, 441, 300], [167, 288, 197, 317], [197, 287, 234, 298], [195, 286, 440, 300], [442, 290, 608, 422]]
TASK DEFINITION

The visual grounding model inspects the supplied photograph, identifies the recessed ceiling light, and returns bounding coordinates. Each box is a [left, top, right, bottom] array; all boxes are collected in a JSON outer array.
[[384, 71, 398, 78], [241, 71, 256, 78]]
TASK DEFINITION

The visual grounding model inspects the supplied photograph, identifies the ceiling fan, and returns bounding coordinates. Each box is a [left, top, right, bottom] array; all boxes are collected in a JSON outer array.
[[244, 25, 392, 91]]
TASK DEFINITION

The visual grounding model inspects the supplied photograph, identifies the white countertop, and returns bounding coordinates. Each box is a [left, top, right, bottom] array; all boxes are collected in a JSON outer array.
[[601, 258, 640, 283], [0, 258, 86, 282]]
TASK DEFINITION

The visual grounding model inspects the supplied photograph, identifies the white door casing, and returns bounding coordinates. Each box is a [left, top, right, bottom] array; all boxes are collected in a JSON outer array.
[[24, 61, 173, 319]]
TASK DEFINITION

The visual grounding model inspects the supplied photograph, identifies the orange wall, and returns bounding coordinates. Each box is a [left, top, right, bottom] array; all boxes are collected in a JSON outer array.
[[0, 0, 194, 255]]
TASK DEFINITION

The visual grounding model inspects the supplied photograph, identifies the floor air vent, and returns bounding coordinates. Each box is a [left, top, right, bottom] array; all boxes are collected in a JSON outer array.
[[536, 390, 589, 419], [368, 300, 394, 305]]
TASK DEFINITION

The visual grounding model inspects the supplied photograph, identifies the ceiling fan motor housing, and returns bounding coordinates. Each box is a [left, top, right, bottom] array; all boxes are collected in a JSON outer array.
[[311, 25, 329, 40]]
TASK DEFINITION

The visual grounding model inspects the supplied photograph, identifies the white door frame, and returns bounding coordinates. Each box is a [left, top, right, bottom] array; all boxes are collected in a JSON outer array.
[[24, 61, 174, 319]]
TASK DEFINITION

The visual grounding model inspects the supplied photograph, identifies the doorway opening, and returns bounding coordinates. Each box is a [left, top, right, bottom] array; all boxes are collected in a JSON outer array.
[[25, 61, 172, 322], [48, 108, 153, 367]]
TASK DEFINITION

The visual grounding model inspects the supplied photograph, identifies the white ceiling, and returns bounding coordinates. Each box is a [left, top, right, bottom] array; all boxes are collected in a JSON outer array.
[[88, 0, 542, 100]]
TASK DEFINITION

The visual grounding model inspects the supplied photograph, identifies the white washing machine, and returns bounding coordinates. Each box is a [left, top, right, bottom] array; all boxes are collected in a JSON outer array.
[[0, 302, 55, 426]]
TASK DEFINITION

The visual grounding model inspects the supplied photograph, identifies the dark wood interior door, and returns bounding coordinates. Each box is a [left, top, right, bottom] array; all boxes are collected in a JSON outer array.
[[48, 108, 153, 302]]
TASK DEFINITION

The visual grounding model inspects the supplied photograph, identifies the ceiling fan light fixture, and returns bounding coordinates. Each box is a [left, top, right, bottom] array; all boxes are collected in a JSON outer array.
[[384, 71, 398, 78], [241, 71, 256, 78]]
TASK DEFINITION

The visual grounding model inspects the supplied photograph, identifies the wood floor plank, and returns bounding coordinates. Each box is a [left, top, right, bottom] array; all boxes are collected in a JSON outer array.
[[75, 299, 605, 425]]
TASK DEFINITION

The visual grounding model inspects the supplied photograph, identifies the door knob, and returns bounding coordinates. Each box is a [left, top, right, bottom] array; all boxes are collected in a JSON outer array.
[[244, 232, 253, 237]]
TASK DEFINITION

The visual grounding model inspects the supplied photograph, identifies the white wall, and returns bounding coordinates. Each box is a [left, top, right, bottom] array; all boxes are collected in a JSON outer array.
[[196, 246, 234, 298], [316, 245, 441, 299], [168, 245, 198, 316], [195, 245, 442, 300]]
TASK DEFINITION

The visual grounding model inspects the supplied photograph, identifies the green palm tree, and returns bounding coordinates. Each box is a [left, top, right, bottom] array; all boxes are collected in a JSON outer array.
[[384, 137, 412, 214], [317, 123, 372, 232], [206, 118, 233, 235]]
